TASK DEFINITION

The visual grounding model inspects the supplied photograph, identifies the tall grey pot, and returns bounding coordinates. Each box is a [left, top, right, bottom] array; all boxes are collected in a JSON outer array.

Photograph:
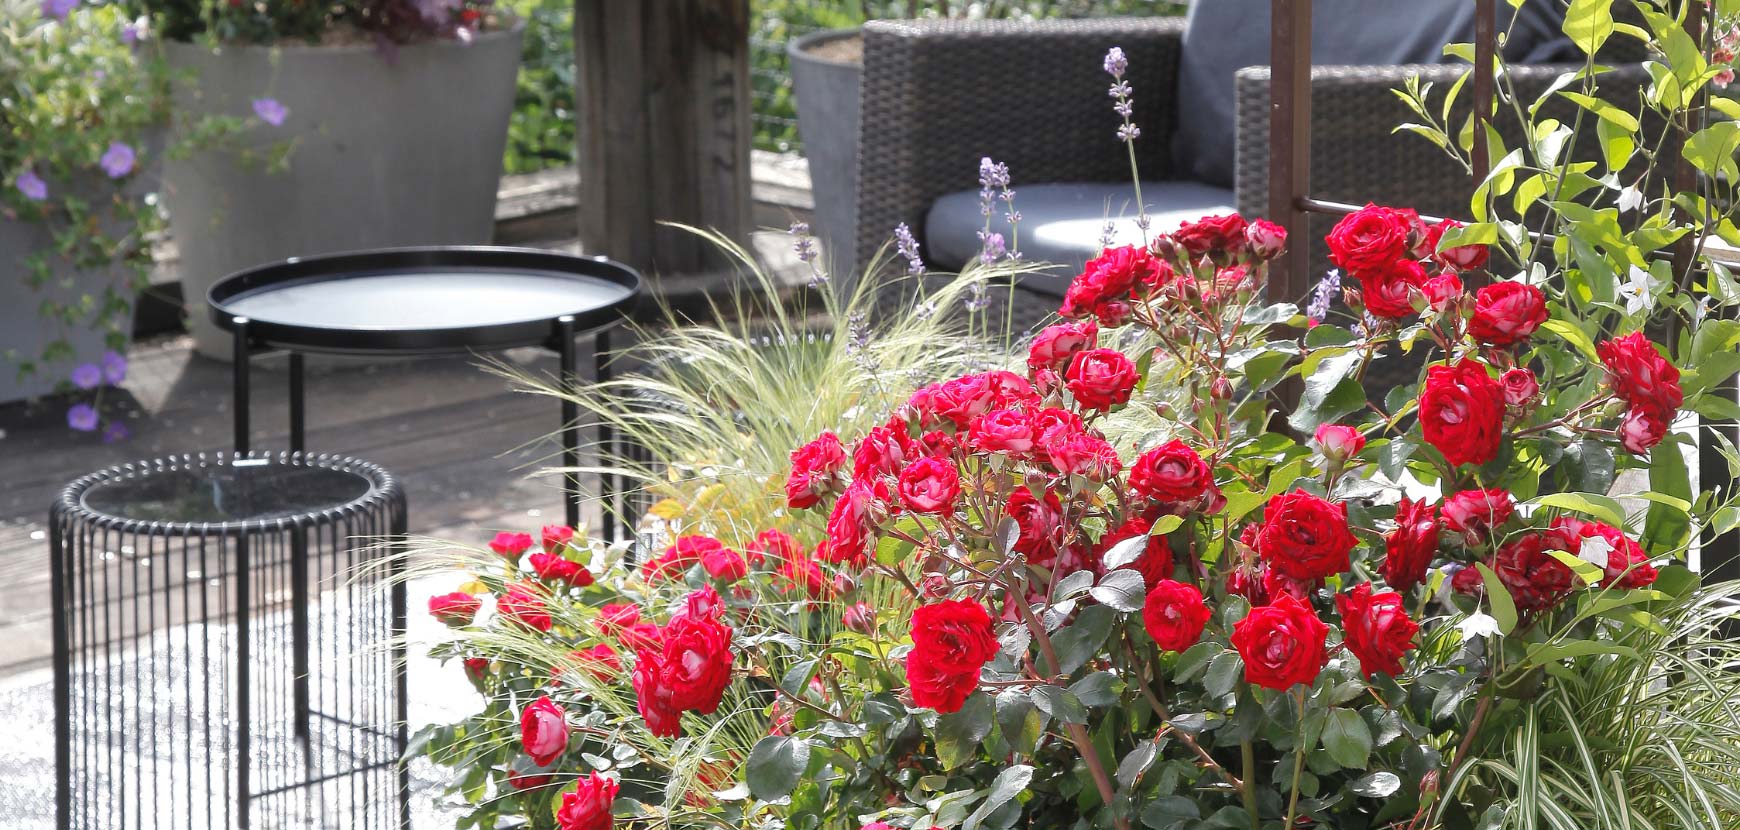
[[788, 28, 863, 278], [161, 22, 525, 358]]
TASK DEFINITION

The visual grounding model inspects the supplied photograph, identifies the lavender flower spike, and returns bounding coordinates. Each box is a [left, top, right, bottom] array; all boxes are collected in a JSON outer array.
[[1305, 269, 1342, 326], [894, 223, 924, 275], [1103, 47, 1128, 78], [789, 221, 818, 263]]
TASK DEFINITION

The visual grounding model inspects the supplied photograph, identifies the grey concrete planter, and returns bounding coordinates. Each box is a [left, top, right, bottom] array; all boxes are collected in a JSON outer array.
[[161, 22, 525, 358], [788, 27, 863, 278]]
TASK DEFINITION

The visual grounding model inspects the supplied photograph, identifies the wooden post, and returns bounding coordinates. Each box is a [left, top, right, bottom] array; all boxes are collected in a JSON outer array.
[[573, 0, 753, 282], [1268, 0, 1312, 303]]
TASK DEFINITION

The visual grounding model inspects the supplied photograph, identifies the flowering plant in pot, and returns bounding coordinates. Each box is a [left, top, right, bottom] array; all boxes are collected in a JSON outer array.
[[0, 1, 275, 433]]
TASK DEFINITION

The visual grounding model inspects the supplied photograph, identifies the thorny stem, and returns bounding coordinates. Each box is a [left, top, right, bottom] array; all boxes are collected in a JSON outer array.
[[1123, 637, 1245, 795], [1240, 740, 1260, 830], [1283, 687, 1308, 829]]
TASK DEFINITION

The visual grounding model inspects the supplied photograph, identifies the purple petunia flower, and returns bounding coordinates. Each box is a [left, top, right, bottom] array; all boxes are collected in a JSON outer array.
[[70, 363, 102, 390], [252, 98, 288, 127], [100, 142, 135, 179], [101, 350, 127, 384], [102, 421, 130, 444], [67, 404, 98, 432], [39, 0, 78, 20], [15, 170, 47, 201]]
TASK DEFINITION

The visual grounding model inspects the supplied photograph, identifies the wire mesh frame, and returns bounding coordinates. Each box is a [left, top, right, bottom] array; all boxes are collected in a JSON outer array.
[[49, 452, 410, 830]]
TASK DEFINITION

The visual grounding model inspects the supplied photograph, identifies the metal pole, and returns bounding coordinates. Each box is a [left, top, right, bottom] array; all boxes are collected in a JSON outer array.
[[233, 318, 251, 456], [289, 352, 306, 454], [1472, 0, 1495, 184], [1269, 0, 1313, 302], [51, 503, 70, 830], [557, 316, 583, 531], [390, 498, 411, 830], [235, 530, 252, 828]]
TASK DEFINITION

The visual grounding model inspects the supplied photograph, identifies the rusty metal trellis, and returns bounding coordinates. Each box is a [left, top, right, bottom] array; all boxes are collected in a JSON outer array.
[[1264, 0, 1740, 580]]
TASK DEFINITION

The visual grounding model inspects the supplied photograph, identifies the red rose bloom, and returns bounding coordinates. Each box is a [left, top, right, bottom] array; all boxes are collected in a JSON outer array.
[[786, 431, 847, 509], [1468, 282, 1548, 346], [1230, 593, 1330, 691], [1256, 490, 1357, 581], [1005, 488, 1064, 564], [1382, 498, 1440, 593], [905, 599, 997, 712], [1061, 246, 1159, 322], [1501, 367, 1539, 406], [1142, 579, 1212, 652], [1427, 218, 1490, 271], [1065, 348, 1139, 411], [428, 591, 481, 626], [1097, 516, 1174, 589], [633, 588, 736, 738], [1327, 203, 1415, 275], [1356, 258, 1427, 319], [643, 535, 727, 582], [507, 768, 553, 791], [1599, 332, 1683, 419], [1550, 517, 1657, 589], [464, 656, 490, 682], [968, 408, 1035, 456], [821, 479, 886, 566], [1129, 440, 1213, 503], [490, 531, 534, 559], [778, 550, 832, 601], [1262, 566, 1317, 603], [619, 621, 663, 653], [556, 772, 618, 830], [1173, 213, 1249, 256], [1312, 424, 1365, 464], [529, 552, 588, 586], [1030, 407, 1087, 446], [745, 528, 801, 567], [853, 424, 915, 480], [898, 456, 961, 514], [1335, 583, 1420, 678], [1492, 532, 1577, 612], [1422, 270, 1464, 312], [498, 584, 553, 632], [701, 546, 748, 582], [1441, 488, 1514, 542], [520, 695, 569, 767], [1245, 218, 1288, 260], [1619, 406, 1669, 454], [597, 603, 641, 634], [905, 656, 981, 713], [566, 643, 621, 682], [1419, 359, 1505, 468], [1048, 432, 1122, 480], [541, 524, 575, 553], [1028, 320, 1098, 373]]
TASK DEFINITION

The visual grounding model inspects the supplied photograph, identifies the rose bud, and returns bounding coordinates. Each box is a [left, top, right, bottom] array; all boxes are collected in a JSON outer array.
[[489, 531, 534, 560], [1210, 375, 1234, 401], [843, 601, 876, 634], [1619, 406, 1668, 454], [1312, 423, 1366, 465], [921, 572, 951, 599], [1500, 367, 1539, 407], [1245, 218, 1288, 260], [428, 592, 481, 627], [520, 695, 569, 767], [1422, 271, 1464, 312], [1441, 488, 1515, 544], [540, 524, 574, 554]]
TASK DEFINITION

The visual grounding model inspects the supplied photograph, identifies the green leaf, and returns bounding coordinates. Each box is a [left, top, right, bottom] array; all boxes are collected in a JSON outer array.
[[1683, 121, 1740, 182], [1172, 642, 1220, 683], [1563, 0, 1614, 55], [963, 765, 1034, 830], [1475, 563, 1519, 635], [746, 736, 810, 801], [1050, 605, 1117, 675], [1140, 795, 1201, 830], [1068, 671, 1123, 707], [1203, 651, 1243, 699], [1351, 770, 1403, 798], [780, 658, 819, 697], [1532, 492, 1627, 529], [1321, 707, 1373, 769], [1558, 91, 1640, 131], [1116, 741, 1159, 789], [1642, 436, 1692, 553], [995, 689, 1043, 754], [1030, 685, 1088, 724], [1090, 569, 1147, 612], [936, 692, 995, 769], [1540, 319, 1600, 362]]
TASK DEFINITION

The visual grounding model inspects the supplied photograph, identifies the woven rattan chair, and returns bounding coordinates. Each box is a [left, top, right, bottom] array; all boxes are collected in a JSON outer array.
[[855, 15, 1649, 339]]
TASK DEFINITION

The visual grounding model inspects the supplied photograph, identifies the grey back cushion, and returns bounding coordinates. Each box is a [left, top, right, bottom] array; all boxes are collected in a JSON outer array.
[[1173, 0, 1576, 188]]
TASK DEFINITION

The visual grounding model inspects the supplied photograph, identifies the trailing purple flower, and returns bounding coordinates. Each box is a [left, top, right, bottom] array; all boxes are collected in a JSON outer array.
[[100, 142, 136, 179], [66, 404, 98, 432], [71, 363, 102, 390], [15, 170, 47, 202], [252, 98, 288, 127], [101, 350, 128, 385]]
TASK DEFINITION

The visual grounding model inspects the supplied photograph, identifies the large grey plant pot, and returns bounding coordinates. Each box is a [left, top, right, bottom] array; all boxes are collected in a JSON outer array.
[[789, 28, 863, 278], [162, 22, 525, 359]]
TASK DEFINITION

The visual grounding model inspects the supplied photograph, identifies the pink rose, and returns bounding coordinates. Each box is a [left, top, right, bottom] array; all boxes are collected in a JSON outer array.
[[898, 456, 961, 514], [1064, 348, 1139, 411], [520, 695, 569, 767], [1312, 424, 1365, 464], [1500, 367, 1539, 406], [968, 408, 1035, 456], [1027, 320, 1098, 373], [1244, 218, 1288, 259]]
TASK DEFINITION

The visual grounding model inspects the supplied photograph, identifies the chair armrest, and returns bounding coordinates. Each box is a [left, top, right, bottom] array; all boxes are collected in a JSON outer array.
[[855, 16, 1186, 272]]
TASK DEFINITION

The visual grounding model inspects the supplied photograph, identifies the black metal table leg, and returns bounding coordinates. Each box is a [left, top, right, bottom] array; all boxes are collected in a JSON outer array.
[[289, 352, 306, 454], [557, 316, 582, 531], [51, 503, 70, 830], [233, 317, 251, 455]]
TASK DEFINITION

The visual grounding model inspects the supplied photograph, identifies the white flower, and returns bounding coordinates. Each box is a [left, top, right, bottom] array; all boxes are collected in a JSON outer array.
[[1617, 185, 1644, 213], [1578, 534, 1613, 569], [1458, 611, 1502, 642], [1621, 265, 1657, 316]]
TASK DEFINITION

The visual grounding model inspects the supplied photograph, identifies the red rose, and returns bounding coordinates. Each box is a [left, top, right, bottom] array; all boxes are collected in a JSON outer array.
[[529, 552, 586, 585], [843, 601, 876, 634], [778, 551, 832, 600], [1173, 213, 1249, 256], [541, 524, 574, 553], [1550, 517, 1657, 589], [1312, 424, 1365, 464], [906, 598, 997, 712], [498, 584, 553, 632], [1061, 246, 1158, 321], [564, 643, 621, 682], [643, 535, 727, 582], [745, 529, 802, 567], [556, 772, 619, 830], [597, 603, 641, 634], [1419, 359, 1505, 468], [822, 479, 887, 565], [905, 656, 981, 713], [701, 546, 748, 582], [968, 408, 1035, 455], [428, 591, 481, 626], [520, 695, 569, 767], [1619, 406, 1669, 454], [1441, 488, 1514, 542], [1048, 432, 1122, 480], [1327, 203, 1415, 275], [1599, 332, 1682, 419], [464, 656, 491, 682], [1335, 583, 1419, 678], [1225, 564, 1267, 605], [1422, 270, 1464, 312], [1245, 218, 1288, 259], [1356, 258, 1427, 319], [1426, 218, 1489, 271], [1097, 516, 1173, 589], [786, 431, 847, 509], [1030, 407, 1087, 446], [1230, 593, 1330, 691], [1256, 490, 1357, 581], [1142, 579, 1211, 652], [1468, 282, 1547, 346], [1450, 563, 1486, 596], [1129, 439, 1213, 503], [507, 768, 553, 791], [1005, 488, 1064, 564], [633, 588, 736, 738], [1065, 348, 1139, 411], [898, 456, 961, 514], [1262, 566, 1317, 602], [1028, 320, 1098, 372], [854, 424, 915, 480], [918, 429, 959, 458], [490, 531, 534, 559], [619, 621, 663, 653], [1501, 367, 1539, 406], [1492, 532, 1576, 612], [1382, 498, 1440, 593]]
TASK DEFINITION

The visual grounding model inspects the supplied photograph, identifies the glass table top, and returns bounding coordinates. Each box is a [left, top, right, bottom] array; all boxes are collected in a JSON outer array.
[[222, 271, 635, 331], [80, 458, 376, 524]]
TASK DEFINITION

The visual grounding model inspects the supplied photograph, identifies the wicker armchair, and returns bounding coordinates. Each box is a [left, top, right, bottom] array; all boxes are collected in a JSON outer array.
[[855, 16, 1649, 335]]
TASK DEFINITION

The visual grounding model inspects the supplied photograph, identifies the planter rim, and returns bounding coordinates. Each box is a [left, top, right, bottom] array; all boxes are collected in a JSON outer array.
[[789, 26, 863, 66], [160, 15, 524, 55]]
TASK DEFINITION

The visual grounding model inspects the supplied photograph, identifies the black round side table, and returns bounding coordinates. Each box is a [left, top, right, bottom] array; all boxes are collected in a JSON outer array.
[[208, 246, 643, 538], [49, 452, 409, 830]]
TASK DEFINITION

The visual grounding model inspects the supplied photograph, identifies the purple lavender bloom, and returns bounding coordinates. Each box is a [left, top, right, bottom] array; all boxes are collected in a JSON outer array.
[[66, 404, 98, 432], [1117, 123, 1142, 143], [102, 421, 131, 444], [1305, 269, 1342, 326], [1103, 47, 1128, 78], [39, 0, 77, 19], [70, 363, 102, 390], [893, 223, 924, 275], [978, 231, 1006, 265], [101, 350, 128, 384], [15, 170, 47, 201], [789, 221, 817, 262], [252, 98, 288, 127], [99, 142, 135, 179], [978, 157, 1010, 191]]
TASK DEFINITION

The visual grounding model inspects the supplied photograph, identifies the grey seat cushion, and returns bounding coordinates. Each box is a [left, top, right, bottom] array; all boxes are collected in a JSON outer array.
[[924, 180, 1235, 295], [1173, 0, 1577, 188]]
